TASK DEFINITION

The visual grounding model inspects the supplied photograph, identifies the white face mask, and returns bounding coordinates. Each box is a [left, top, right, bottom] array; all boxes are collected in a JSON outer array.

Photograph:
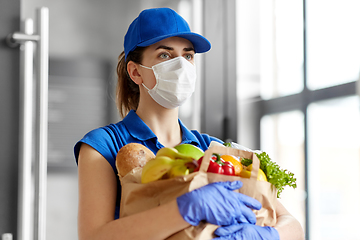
[[140, 57, 197, 109]]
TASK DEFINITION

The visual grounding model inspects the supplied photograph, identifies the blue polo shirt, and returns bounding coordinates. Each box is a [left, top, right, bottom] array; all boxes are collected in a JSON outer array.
[[74, 110, 222, 219]]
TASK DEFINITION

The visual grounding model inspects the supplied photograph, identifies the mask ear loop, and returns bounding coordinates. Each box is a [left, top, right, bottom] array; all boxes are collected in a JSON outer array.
[[142, 83, 151, 91], [139, 64, 153, 91], [139, 64, 152, 70]]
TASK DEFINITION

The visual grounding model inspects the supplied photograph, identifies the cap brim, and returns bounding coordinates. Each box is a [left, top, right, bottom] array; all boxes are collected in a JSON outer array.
[[137, 32, 211, 54]]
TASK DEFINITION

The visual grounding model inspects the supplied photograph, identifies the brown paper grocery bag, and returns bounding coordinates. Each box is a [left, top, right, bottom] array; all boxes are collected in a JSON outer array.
[[119, 145, 277, 240]]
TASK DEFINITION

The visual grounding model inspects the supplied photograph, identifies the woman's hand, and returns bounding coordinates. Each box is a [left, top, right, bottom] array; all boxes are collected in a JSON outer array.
[[176, 181, 262, 226], [213, 223, 279, 240], [213, 200, 305, 240]]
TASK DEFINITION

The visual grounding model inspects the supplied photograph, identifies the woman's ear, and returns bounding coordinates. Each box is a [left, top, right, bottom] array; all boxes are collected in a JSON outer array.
[[127, 61, 143, 85]]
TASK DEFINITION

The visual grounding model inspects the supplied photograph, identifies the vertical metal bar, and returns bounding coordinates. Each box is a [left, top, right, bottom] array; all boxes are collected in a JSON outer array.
[[357, 71, 360, 100], [34, 7, 49, 240], [17, 18, 34, 240], [302, 0, 310, 239], [191, 0, 203, 131], [222, 0, 229, 141]]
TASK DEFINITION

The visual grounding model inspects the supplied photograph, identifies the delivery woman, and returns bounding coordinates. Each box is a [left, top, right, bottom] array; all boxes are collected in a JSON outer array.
[[74, 7, 304, 240]]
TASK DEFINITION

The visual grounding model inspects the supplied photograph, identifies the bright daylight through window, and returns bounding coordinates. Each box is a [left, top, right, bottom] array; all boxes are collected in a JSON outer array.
[[237, 0, 360, 239]]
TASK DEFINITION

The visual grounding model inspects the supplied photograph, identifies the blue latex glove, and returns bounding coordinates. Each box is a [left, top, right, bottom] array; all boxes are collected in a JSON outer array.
[[213, 223, 280, 240], [176, 181, 262, 226]]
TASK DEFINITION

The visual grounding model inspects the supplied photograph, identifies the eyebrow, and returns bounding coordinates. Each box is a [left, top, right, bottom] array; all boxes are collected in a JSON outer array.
[[155, 45, 195, 52]]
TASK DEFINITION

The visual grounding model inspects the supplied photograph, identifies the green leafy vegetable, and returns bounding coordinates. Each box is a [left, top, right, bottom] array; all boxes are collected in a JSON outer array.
[[240, 158, 252, 167], [241, 152, 297, 198]]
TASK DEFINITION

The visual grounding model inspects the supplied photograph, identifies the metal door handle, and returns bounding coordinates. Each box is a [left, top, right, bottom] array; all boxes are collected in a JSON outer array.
[[6, 7, 49, 240], [17, 17, 35, 240], [34, 7, 49, 240]]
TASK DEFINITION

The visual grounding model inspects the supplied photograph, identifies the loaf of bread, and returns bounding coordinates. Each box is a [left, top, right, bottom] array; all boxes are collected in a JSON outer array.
[[116, 143, 155, 177]]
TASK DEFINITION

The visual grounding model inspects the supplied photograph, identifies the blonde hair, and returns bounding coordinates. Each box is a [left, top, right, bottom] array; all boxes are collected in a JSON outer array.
[[116, 47, 146, 118]]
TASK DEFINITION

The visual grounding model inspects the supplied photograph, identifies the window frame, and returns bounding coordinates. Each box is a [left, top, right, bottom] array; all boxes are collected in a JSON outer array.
[[253, 1, 358, 238]]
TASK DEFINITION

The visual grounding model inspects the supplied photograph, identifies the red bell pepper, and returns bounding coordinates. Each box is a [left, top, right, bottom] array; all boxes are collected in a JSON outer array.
[[195, 154, 235, 176]]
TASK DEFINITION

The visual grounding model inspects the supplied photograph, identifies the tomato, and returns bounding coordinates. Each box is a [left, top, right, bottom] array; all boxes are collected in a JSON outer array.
[[195, 154, 236, 176]]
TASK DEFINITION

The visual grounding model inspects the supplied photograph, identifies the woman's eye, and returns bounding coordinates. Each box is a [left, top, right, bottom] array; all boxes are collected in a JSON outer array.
[[184, 54, 194, 61], [159, 53, 170, 59]]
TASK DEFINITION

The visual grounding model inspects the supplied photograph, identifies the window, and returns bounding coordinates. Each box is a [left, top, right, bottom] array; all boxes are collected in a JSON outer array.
[[307, 0, 360, 90], [307, 96, 360, 239], [236, 0, 359, 239], [261, 111, 306, 230], [236, 0, 304, 101]]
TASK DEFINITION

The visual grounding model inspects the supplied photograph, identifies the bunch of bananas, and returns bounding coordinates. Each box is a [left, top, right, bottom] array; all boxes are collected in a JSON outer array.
[[141, 146, 201, 184]]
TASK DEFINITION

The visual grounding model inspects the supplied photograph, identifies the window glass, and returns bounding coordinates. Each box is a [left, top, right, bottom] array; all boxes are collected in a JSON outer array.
[[307, 0, 360, 90], [260, 111, 306, 232], [307, 96, 360, 240], [237, 0, 304, 100]]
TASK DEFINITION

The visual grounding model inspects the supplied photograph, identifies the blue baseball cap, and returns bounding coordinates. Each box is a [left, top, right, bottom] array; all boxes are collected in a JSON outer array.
[[124, 7, 211, 59]]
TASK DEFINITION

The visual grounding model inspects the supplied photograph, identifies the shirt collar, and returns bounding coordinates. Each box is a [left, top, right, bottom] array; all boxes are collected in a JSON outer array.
[[178, 118, 201, 147], [122, 110, 157, 141], [122, 110, 201, 147]]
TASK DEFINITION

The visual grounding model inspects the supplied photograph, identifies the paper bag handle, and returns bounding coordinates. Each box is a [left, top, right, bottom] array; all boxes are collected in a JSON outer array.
[[200, 145, 260, 180]]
